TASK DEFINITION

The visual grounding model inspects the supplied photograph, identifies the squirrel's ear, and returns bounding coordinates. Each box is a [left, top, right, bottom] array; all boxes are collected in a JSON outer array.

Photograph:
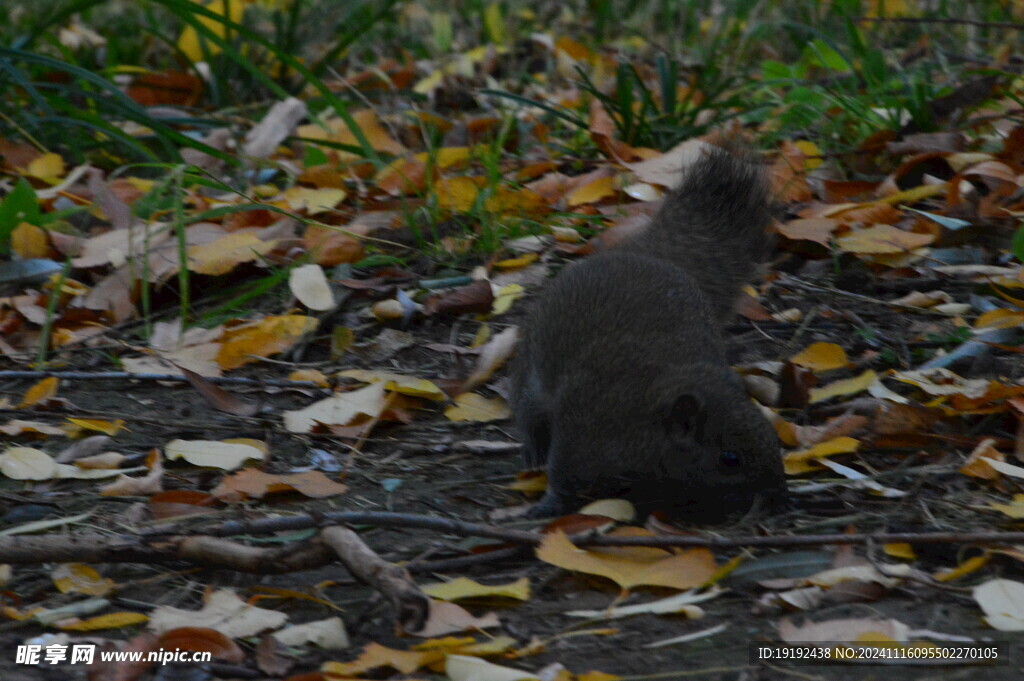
[[665, 393, 703, 440]]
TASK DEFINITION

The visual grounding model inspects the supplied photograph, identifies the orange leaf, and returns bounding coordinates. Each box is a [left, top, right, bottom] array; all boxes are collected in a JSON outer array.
[[216, 315, 317, 370], [20, 377, 59, 408]]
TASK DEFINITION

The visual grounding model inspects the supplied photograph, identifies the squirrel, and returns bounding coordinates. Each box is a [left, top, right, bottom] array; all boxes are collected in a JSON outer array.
[[511, 144, 788, 519]]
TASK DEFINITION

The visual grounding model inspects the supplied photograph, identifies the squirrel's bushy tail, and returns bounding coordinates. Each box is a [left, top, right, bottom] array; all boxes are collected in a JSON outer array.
[[627, 144, 772, 320]]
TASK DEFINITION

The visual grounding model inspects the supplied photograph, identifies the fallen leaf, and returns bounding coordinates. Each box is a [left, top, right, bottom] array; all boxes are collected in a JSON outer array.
[[159, 627, 245, 662], [283, 382, 387, 433], [536, 530, 716, 592], [148, 589, 288, 637], [187, 232, 276, 276], [809, 370, 878, 404], [52, 564, 115, 596], [410, 599, 501, 637], [445, 393, 511, 422], [445, 654, 539, 681], [216, 315, 317, 370], [339, 369, 446, 400], [65, 418, 127, 436], [837, 224, 934, 254], [790, 343, 849, 372], [321, 642, 439, 676], [164, 439, 266, 470], [272, 616, 349, 649], [213, 469, 348, 499], [784, 437, 860, 475], [19, 377, 59, 408], [58, 612, 149, 631], [973, 579, 1024, 631], [289, 264, 336, 310], [421, 577, 530, 602], [459, 326, 518, 393], [281, 186, 347, 214]]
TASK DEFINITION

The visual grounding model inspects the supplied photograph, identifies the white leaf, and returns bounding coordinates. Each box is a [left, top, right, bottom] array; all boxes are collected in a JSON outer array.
[[289, 264, 336, 311]]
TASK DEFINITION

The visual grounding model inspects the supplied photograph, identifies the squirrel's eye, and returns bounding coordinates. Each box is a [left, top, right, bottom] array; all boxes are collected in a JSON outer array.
[[721, 451, 740, 469]]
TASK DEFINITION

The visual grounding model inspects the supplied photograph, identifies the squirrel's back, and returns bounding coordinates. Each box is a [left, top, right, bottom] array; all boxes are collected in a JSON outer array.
[[620, 144, 772, 321], [511, 142, 785, 518]]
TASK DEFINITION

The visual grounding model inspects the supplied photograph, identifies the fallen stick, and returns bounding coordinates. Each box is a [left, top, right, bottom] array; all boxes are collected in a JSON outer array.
[[320, 526, 429, 632]]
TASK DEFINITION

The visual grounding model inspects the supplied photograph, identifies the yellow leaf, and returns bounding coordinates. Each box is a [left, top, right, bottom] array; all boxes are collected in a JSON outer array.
[[422, 577, 530, 602], [790, 342, 849, 372], [339, 369, 446, 401], [297, 109, 406, 158], [837, 224, 934, 254], [872, 183, 946, 206], [483, 2, 507, 44], [491, 283, 523, 315], [281, 186, 346, 215], [176, 0, 246, 62], [990, 494, 1024, 518], [445, 393, 511, 422], [321, 642, 439, 676], [865, 0, 918, 19], [216, 315, 317, 370], [52, 564, 115, 596], [413, 69, 444, 95], [794, 140, 822, 170], [483, 186, 545, 215], [20, 377, 59, 408], [975, 308, 1024, 329], [536, 530, 716, 591], [508, 471, 547, 493], [934, 554, 990, 582], [58, 612, 149, 631], [435, 177, 480, 212], [289, 369, 330, 387], [567, 175, 616, 206], [65, 418, 127, 436], [426, 147, 471, 169], [25, 153, 66, 184], [883, 543, 917, 560], [187, 232, 276, 275], [784, 436, 860, 475], [11, 223, 48, 258], [809, 369, 878, 404]]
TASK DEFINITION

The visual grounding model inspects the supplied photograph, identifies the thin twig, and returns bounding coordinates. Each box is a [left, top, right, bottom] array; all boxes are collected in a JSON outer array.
[[0, 370, 325, 389], [857, 16, 1024, 31]]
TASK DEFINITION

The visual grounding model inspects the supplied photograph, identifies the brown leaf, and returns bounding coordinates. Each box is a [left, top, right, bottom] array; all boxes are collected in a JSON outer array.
[[212, 469, 349, 499], [180, 366, 260, 416], [423, 280, 494, 316]]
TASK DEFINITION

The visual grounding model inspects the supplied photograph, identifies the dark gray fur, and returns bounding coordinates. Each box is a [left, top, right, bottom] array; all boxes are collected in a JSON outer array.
[[511, 146, 787, 518]]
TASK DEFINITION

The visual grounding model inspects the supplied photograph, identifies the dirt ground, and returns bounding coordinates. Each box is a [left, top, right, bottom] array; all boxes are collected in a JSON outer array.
[[1, 255, 1024, 680]]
